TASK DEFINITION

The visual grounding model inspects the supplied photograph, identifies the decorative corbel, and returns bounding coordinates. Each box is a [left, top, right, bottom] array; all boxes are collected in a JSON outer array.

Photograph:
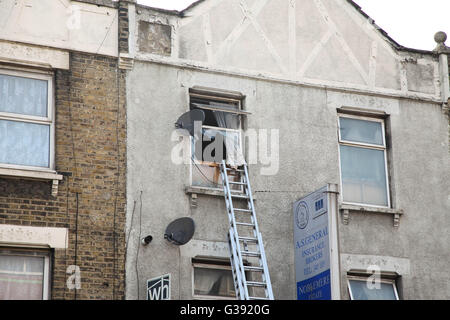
[[51, 179, 59, 197], [190, 193, 198, 208], [342, 209, 349, 225]]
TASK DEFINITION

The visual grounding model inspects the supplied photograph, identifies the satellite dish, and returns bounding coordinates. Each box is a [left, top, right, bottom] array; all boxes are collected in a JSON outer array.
[[164, 217, 195, 245], [175, 109, 205, 137]]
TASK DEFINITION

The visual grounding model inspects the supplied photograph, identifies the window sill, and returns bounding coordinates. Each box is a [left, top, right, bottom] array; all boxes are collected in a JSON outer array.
[[185, 186, 255, 207], [339, 203, 404, 227], [0, 167, 63, 197]]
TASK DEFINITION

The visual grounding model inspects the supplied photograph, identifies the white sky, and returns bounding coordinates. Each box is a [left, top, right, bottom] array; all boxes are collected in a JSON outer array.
[[137, 0, 450, 51]]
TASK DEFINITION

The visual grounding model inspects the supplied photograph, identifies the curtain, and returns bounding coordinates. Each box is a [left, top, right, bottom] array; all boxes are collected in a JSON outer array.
[[212, 110, 245, 167], [0, 255, 44, 300], [0, 119, 50, 168], [0, 74, 48, 117]]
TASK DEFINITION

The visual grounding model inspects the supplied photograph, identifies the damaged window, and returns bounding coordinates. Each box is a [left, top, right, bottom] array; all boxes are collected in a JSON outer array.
[[189, 90, 246, 189]]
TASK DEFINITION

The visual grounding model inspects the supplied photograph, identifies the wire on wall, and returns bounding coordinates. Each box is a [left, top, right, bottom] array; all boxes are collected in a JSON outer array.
[[111, 61, 122, 300], [67, 61, 81, 300], [135, 191, 143, 300]]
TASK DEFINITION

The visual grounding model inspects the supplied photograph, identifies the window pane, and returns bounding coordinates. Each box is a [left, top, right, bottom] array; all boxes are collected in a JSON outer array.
[[0, 74, 48, 117], [339, 117, 383, 146], [194, 267, 235, 297], [0, 255, 45, 300], [0, 119, 50, 167], [340, 145, 388, 206], [349, 280, 397, 300]]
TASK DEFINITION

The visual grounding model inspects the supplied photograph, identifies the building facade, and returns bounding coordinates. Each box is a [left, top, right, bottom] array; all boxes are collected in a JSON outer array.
[[0, 0, 127, 299], [123, 0, 450, 300], [0, 0, 449, 301]]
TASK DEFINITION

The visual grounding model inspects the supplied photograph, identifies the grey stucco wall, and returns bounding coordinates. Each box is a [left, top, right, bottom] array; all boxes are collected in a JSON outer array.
[[125, 61, 450, 300]]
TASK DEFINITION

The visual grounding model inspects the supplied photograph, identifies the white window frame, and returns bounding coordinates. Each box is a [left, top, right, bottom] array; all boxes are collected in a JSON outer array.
[[0, 68, 55, 173], [0, 248, 51, 300], [192, 261, 237, 300], [337, 114, 391, 208], [189, 92, 245, 190], [347, 275, 399, 300]]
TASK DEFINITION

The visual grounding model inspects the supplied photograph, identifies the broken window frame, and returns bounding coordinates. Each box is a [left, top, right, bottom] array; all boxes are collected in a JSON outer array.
[[0, 68, 55, 172], [337, 114, 391, 208], [189, 89, 246, 190]]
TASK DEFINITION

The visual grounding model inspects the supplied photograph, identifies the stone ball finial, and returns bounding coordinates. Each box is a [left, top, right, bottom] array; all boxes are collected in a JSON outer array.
[[434, 31, 447, 44]]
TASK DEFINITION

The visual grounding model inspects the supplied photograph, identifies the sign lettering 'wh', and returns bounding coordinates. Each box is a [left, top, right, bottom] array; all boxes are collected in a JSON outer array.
[[147, 274, 170, 300]]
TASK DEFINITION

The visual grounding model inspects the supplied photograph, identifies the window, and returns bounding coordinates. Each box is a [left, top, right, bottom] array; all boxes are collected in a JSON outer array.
[[189, 89, 246, 189], [0, 69, 54, 171], [338, 115, 390, 207], [192, 260, 236, 299], [0, 248, 51, 300], [347, 276, 399, 300]]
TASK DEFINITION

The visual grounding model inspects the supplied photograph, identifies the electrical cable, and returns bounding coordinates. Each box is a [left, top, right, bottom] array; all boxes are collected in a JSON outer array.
[[111, 61, 122, 300], [135, 191, 143, 300], [124, 199, 136, 299], [95, 10, 118, 54], [67, 64, 80, 300], [74, 192, 79, 300], [63, 175, 69, 299]]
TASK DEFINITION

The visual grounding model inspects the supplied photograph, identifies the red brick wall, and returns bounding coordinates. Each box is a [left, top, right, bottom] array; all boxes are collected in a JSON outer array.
[[0, 52, 127, 300]]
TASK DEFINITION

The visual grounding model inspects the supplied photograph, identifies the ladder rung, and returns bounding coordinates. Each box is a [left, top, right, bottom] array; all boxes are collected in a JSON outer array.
[[239, 236, 258, 243], [241, 251, 260, 257], [244, 266, 264, 272], [229, 193, 249, 199], [235, 222, 255, 227], [221, 161, 273, 300], [247, 281, 267, 287]]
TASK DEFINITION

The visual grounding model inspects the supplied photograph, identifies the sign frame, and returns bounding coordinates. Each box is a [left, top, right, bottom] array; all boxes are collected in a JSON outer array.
[[294, 184, 341, 300]]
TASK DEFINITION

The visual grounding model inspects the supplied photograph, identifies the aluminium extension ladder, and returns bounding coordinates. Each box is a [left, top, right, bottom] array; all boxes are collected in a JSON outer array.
[[219, 160, 274, 300]]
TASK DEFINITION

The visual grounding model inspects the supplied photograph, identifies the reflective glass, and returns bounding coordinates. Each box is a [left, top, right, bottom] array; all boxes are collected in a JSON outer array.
[[349, 279, 397, 300], [340, 145, 388, 206], [340, 117, 383, 146]]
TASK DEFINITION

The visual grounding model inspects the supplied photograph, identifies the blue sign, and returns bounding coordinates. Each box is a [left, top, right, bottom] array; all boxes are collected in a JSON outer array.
[[297, 269, 331, 300], [294, 186, 331, 300]]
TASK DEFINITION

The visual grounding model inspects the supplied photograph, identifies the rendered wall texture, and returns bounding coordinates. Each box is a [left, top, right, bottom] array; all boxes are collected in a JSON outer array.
[[125, 0, 450, 300]]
